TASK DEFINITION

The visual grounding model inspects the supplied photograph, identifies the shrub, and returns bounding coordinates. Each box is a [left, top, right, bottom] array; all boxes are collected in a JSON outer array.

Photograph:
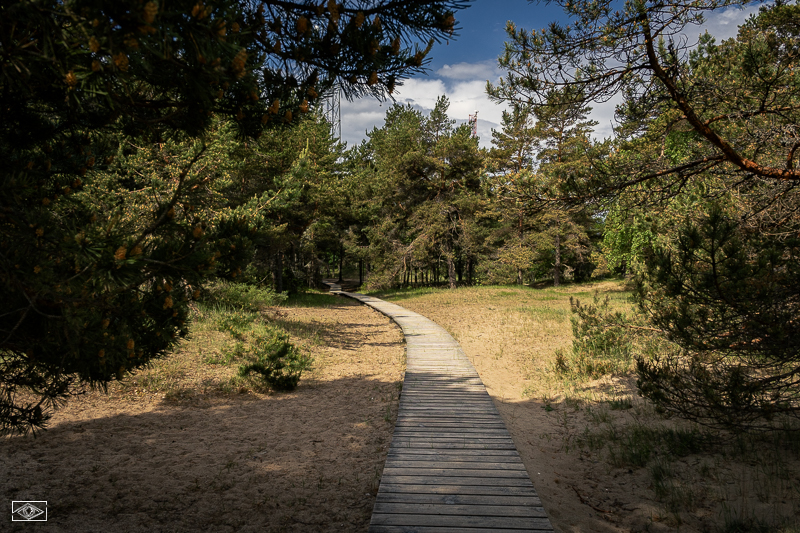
[[216, 311, 259, 340], [237, 327, 311, 391], [554, 293, 637, 380]]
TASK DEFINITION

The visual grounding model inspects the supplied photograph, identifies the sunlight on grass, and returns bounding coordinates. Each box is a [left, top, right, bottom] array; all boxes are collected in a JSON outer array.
[[378, 280, 636, 405], [377, 279, 800, 530]]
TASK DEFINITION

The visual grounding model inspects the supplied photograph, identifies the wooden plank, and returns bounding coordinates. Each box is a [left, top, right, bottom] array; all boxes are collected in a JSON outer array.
[[395, 422, 507, 429], [391, 432, 513, 440], [387, 449, 522, 458], [401, 390, 490, 395], [369, 526, 554, 533], [381, 468, 530, 479], [376, 492, 543, 507], [329, 287, 553, 533], [395, 416, 504, 422], [399, 399, 494, 404], [396, 418, 505, 425], [396, 410, 499, 416], [395, 406, 497, 413], [386, 456, 524, 464], [394, 424, 511, 437], [373, 502, 548, 518], [386, 448, 522, 465], [384, 461, 527, 471], [390, 437, 516, 445], [396, 413, 499, 418], [370, 513, 553, 530], [379, 475, 532, 486], [376, 483, 540, 497]]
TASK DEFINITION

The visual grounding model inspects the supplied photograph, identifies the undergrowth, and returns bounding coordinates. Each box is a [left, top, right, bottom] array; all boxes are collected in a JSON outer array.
[[202, 280, 287, 312], [201, 282, 310, 392], [553, 292, 637, 381]]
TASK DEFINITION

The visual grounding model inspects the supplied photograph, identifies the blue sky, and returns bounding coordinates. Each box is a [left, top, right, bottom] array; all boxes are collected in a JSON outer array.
[[339, 0, 762, 149]]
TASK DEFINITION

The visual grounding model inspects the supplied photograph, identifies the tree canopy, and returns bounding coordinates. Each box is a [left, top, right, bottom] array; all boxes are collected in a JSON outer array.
[[489, 0, 800, 429], [0, 0, 471, 435]]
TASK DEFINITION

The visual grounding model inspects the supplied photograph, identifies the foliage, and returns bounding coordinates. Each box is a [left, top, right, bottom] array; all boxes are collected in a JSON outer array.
[[204, 281, 287, 313], [200, 298, 310, 391], [237, 327, 311, 391], [490, 0, 800, 429], [486, 89, 604, 286], [1, 0, 470, 435], [349, 96, 485, 288], [224, 111, 351, 291], [555, 293, 638, 380], [635, 207, 800, 430]]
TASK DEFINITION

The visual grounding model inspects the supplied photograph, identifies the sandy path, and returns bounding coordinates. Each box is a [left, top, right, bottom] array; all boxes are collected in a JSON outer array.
[[2, 301, 404, 532]]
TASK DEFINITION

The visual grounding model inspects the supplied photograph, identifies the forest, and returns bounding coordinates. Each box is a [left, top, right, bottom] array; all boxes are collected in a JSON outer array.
[[3, 0, 800, 449]]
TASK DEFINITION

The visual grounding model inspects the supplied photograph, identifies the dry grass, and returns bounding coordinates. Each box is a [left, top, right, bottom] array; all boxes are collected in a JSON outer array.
[[2, 293, 405, 532], [6, 281, 800, 532], [376, 281, 800, 533]]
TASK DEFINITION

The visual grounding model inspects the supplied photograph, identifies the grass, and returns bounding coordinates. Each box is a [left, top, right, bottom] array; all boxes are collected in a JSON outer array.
[[118, 282, 315, 398], [375, 279, 800, 532], [284, 291, 345, 308]]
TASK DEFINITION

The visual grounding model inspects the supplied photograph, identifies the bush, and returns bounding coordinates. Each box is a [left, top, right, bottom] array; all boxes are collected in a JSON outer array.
[[216, 311, 258, 340], [237, 327, 311, 391], [554, 293, 637, 380]]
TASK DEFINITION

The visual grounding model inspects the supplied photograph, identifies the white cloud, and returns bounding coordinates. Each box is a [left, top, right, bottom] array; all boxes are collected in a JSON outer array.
[[696, 3, 762, 41], [338, 4, 761, 150], [339, 71, 508, 149], [395, 78, 449, 109], [437, 61, 500, 81]]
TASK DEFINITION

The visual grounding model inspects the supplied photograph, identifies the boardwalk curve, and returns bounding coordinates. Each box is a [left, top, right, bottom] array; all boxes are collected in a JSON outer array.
[[325, 283, 554, 532]]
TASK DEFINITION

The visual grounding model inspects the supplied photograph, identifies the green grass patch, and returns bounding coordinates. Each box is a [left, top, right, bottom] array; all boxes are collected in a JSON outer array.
[[202, 281, 286, 312], [366, 286, 442, 301], [206, 317, 312, 391], [189, 282, 313, 391], [284, 291, 343, 308]]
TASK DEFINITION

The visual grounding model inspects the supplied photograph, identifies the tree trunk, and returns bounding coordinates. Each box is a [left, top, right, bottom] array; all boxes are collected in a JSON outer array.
[[359, 259, 363, 285], [553, 232, 561, 287], [518, 210, 525, 286], [275, 251, 283, 293], [445, 242, 457, 289], [447, 256, 457, 289], [337, 244, 344, 283]]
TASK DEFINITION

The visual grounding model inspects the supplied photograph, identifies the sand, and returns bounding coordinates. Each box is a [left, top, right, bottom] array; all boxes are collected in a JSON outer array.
[[2, 300, 404, 532]]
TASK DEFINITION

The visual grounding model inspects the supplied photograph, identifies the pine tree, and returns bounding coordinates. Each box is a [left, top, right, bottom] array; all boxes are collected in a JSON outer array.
[[487, 0, 800, 428], [354, 97, 483, 288], [0, 0, 471, 435], [487, 89, 602, 285], [487, 105, 537, 284]]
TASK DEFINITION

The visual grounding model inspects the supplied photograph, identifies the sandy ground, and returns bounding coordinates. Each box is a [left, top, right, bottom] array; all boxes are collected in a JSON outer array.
[[4, 284, 798, 532], [388, 285, 800, 533], [1, 299, 404, 532]]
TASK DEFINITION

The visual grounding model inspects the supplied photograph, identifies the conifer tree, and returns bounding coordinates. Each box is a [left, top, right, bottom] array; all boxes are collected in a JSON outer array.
[[0, 0, 470, 435], [488, 0, 800, 428], [487, 88, 601, 285], [487, 105, 537, 284], [354, 97, 483, 288]]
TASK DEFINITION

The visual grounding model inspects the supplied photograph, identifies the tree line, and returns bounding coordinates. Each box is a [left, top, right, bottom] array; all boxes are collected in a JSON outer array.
[[3, 0, 800, 435]]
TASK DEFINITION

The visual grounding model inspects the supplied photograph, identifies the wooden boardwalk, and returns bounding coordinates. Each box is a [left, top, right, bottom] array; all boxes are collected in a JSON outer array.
[[326, 283, 554, 532]]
